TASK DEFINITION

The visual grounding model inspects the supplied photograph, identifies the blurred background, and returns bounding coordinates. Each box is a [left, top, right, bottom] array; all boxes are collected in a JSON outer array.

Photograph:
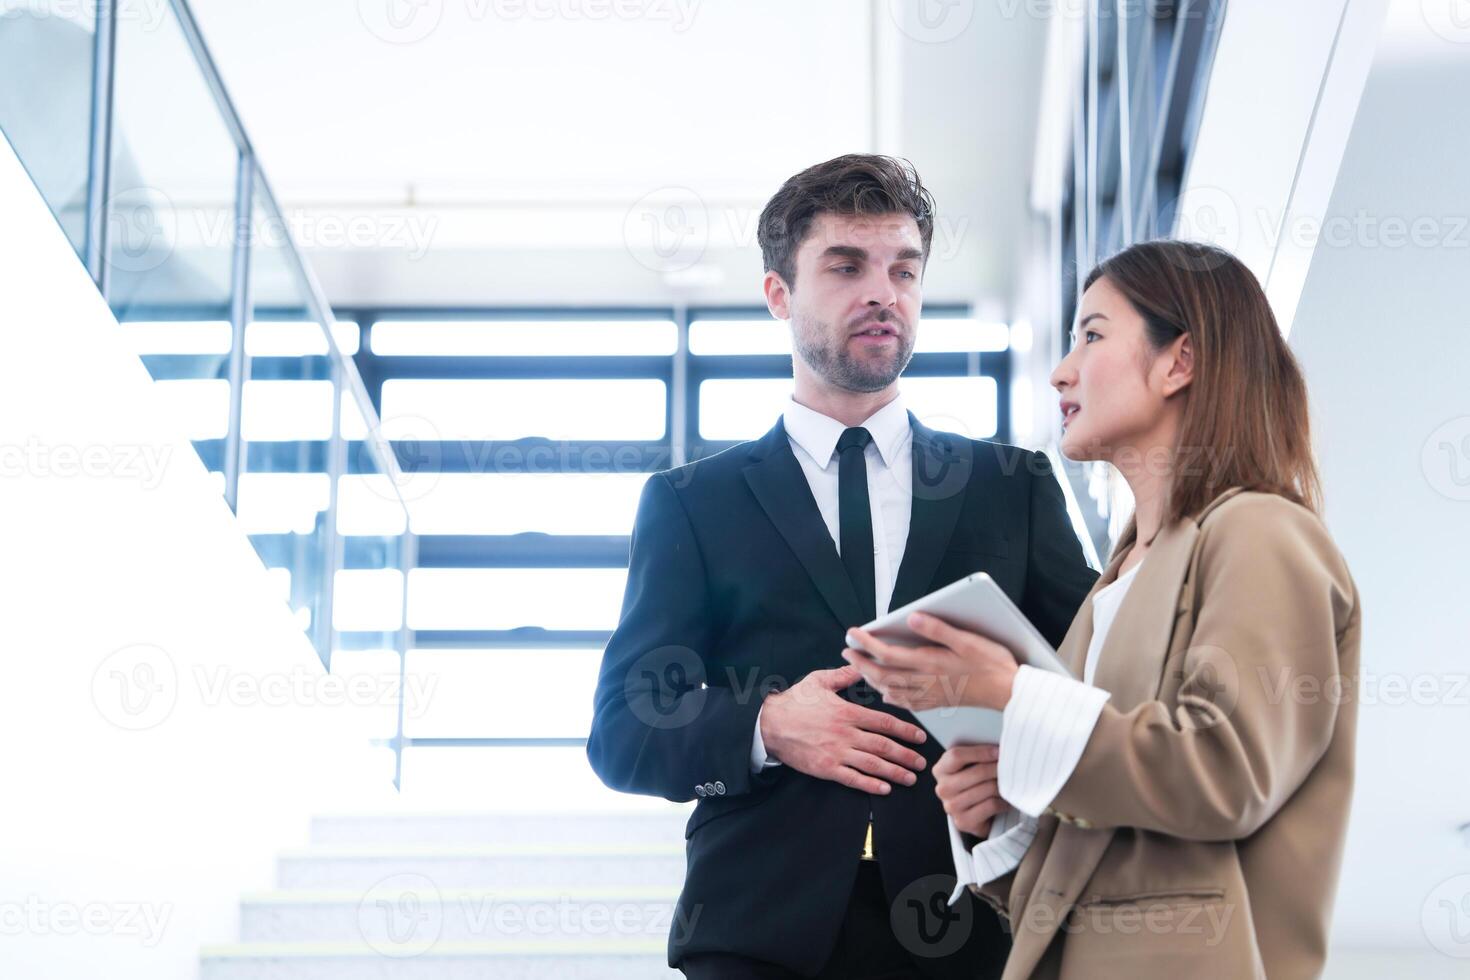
[[1, 0, 1466, 976]]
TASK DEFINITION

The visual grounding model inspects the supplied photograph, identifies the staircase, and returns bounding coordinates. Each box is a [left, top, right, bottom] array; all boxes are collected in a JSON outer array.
[[200, 811, 688, 978]]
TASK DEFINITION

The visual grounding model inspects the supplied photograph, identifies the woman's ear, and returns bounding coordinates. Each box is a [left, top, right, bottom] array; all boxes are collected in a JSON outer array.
[[1160, 332, 1194, 398]]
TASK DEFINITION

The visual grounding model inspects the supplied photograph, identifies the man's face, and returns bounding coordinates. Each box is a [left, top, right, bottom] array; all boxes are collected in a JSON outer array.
[[771, 211, 924, 393]]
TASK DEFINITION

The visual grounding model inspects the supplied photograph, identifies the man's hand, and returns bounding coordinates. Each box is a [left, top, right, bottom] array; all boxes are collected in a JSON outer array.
[[759, 664, 929, 794], [933, 744, 1008, 836]]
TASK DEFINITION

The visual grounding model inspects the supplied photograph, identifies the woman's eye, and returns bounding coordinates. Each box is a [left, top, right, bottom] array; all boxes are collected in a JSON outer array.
[[1084, 330, 1101, 343]]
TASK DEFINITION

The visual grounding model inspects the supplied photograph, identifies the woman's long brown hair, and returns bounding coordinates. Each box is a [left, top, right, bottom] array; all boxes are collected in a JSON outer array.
[[1083, 240, 1322, 551]]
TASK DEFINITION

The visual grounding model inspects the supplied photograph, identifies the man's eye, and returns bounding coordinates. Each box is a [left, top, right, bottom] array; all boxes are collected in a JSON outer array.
[[896, 270, 916, 280], [835, 265, 858, 274]]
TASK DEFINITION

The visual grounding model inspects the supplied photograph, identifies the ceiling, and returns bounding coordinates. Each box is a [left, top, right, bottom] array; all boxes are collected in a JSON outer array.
[[185, 0, 1051, 311]]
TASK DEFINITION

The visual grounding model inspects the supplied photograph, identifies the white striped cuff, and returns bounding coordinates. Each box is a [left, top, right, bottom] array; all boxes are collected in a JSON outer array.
[[997, 664, 1110, 818], [946, 807, 1039, 905]]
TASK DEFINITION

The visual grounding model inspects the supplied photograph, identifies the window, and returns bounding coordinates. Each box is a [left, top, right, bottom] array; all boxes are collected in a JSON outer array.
[[402, 649, 601, 739], [408, 568, 627, 632], [317, 307, 1009, 761], [381, 379, 667, 442], [372, 319, 676, 356], [398, 473, 647, 536]]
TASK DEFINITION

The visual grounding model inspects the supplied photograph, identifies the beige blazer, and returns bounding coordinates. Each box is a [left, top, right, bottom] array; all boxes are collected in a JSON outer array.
[[975, 488, 1361, 980]]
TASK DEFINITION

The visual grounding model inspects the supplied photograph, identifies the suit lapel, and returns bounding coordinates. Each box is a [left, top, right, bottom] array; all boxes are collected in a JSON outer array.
[[742, 418, 867, 629], [1087, 517, 1199, 708], [888, 414, 972, 612]]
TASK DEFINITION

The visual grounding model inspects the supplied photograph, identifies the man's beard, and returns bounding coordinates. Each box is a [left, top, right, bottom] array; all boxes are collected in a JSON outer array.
[[792, 309, 915, 393]]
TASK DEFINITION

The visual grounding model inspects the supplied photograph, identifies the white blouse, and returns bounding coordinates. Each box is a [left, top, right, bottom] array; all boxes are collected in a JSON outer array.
[[947, 559, 1144, 903]]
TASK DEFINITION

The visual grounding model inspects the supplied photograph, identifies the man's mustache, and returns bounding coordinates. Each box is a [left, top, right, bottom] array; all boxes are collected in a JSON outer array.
[[849, 312, 909, 334]]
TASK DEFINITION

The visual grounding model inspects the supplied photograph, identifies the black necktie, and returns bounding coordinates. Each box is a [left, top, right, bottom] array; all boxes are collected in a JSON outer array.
[[837, 426, 876, 623]]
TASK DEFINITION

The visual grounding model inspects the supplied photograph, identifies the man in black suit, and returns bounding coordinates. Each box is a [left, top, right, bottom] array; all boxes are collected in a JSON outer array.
[[588, 154, 1096, 979]]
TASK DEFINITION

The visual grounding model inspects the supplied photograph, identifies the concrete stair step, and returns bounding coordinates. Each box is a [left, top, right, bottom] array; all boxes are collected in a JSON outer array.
[[276, 843, 687, 891], [202, 812, 694, 977], [240, 886, 682, 945], [199, 942, 679, 980], [310, 811, 690, 847]]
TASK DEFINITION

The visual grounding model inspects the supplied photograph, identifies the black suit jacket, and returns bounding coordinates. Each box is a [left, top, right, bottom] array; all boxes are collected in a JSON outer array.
[[587, 414, 1097, 977]]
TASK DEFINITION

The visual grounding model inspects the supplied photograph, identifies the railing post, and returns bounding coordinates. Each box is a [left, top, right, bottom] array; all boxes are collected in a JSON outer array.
[[223, 153, 255, 513], [1116, 0, 1134, 247], [314, 353, 346, 666], [1085, 0, 1099, 274], [392, 531, 418, 791], [84, 0, 118, 297], [671, 303, 688, 468]]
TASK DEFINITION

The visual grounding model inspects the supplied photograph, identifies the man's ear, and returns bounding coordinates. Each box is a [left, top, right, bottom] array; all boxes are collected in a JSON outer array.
[[1161, 332, 1194, 398], [763, 270, 792, 320]]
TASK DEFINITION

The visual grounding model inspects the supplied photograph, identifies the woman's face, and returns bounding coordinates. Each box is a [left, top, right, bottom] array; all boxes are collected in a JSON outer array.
[[1050, 276, 1188, 462]]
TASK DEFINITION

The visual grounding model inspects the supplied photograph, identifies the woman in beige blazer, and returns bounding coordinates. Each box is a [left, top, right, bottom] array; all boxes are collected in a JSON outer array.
[[845, 239, 1360, 979]]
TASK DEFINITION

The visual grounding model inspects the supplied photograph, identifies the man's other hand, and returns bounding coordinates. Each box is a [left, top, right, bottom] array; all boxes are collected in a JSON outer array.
[[759, 665, 928, 794]]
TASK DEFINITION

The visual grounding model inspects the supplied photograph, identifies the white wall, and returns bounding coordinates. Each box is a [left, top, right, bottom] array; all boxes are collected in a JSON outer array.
[[1021, 1, 1468, 972], [1150, 1, 1470, 972], [1288, 6, 1470, 971], [1176, 0, 1389, 332], [0, 132, 396, 978]]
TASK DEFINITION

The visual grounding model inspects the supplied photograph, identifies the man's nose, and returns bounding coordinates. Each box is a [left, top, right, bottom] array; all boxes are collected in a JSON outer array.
[[860, 268, 898, 308]]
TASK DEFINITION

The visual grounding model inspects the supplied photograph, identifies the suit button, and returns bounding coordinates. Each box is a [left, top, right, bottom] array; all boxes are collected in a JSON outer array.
[[714, 781, 726, 795], [703, 782, 717, 796], [695, 785, 707, 797]]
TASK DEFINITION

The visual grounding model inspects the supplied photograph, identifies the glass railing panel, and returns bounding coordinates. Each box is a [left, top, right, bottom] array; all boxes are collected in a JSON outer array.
[[333, 383, 412, 781], [334, 388, 410, 649], [239, 176, 335, 663], [3, 0, 413, 784], [105, 0, 237, 322], [0, 3, 95, 256]]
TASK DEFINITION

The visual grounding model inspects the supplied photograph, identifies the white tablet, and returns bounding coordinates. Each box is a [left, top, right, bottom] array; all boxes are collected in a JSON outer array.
[[844, 572, 1073, 746]]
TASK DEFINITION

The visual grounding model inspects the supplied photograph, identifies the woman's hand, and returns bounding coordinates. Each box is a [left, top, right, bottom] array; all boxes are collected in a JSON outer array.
[[934, 744, 1008, 837], [842, 612, 1020, 712]]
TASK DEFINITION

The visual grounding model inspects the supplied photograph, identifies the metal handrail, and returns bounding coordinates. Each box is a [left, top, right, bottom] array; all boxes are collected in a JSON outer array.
[[82, 0, 116, 293], [61, 0, 417, 782], [163, 0, 410, 501], [161, 0, 414, 775]]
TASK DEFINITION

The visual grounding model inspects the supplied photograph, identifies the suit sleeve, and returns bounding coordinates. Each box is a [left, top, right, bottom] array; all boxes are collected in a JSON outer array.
[[1020, 450, 1098, 648], [586, 472, 768, 802], [1048, 496, 1358, 840]]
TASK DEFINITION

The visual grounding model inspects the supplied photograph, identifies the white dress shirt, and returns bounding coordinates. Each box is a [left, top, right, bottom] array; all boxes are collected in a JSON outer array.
[[946, 559, 1143, 903], [750, 394, 914, 770]]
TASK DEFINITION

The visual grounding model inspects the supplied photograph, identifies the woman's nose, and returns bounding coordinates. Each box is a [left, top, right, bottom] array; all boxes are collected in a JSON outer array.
[[1050, 351, 1075, 392]]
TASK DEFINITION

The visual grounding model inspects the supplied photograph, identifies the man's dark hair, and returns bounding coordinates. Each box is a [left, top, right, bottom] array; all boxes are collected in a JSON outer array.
[[756, 154, 935, 290]]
